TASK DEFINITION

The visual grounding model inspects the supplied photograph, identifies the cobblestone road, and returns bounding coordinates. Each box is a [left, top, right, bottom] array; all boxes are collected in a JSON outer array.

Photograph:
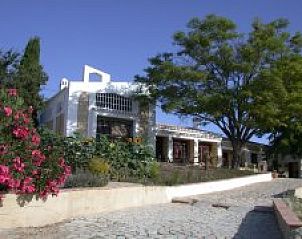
[[2, 178, 302, 239]]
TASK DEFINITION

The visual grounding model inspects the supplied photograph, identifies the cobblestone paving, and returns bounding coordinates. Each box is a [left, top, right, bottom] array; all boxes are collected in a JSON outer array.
[[2, 178, 302, 239]]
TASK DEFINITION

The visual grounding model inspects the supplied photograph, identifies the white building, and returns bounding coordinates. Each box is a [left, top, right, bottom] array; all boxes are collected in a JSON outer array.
[[40, 65, 156, 147], [40, 65, 273, 171]]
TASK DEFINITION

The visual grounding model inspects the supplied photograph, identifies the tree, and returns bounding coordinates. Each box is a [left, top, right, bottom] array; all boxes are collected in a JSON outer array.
[[262, 56, 302, 158], [0, 49, 19, 86], [136, 15, 302, 168], [14, 37, 48, 125]]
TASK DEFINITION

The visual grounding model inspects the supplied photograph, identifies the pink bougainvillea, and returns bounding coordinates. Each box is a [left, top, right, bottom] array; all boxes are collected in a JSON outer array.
[[0, 88, 71, 202], [3, 106, 12, 117]]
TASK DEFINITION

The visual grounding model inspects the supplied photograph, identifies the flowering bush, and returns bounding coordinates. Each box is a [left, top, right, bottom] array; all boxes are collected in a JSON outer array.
[[0, 88, 71, 202]]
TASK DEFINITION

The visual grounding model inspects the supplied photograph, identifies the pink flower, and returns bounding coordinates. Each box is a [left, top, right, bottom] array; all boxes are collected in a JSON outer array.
[[31, 150, 46, 166], [0, 165, 10, 184], [19, 177, 35, 193], [0, 165, 9, 175], [31, 169, 38, 175], [13, 126, 30, 139], [0, 175, 9, 184], [31, 134, 40, 146], [7, 89, 17, 97], [8, 178, 20, 189], [14, 111, 21, 120], [3, 106, 12, 117], [23, 117, 30, 125], [58, 158, 65, 167], [31, 169, 41, 179], [64, 165, 71, 176], [12, 157, 25, 173]]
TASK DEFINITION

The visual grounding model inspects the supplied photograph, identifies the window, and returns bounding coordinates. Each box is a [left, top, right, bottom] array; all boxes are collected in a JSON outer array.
[[251, 153, 258, 164], [173, 140, 189, 163], [96, 116, 133, 139], [96, 93, 132, 112], [198, 144, 211, 164]]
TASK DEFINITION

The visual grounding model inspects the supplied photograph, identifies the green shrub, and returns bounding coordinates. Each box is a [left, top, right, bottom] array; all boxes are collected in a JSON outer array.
[[63, 133, 95, 172], [165, 170, 181, 186], [94, 136, 156, 180], [39, 129, 95, 173], [39, 132, 157, 183], [149, 161, 160, 180], [88, 157, 110, 175]]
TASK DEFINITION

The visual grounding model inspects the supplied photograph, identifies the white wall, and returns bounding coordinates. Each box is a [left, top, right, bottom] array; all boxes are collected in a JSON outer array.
[[40, 89, 69, 134], [42, 65, 149, 138], [0, 173, 272, 229]]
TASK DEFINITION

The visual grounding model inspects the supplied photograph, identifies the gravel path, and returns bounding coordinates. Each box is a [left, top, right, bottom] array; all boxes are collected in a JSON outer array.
[[2, 178, 302, 239]]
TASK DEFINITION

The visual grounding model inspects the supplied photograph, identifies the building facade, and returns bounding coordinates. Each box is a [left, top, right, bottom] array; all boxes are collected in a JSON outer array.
[[156, 124, 223, 167], [40, 65, 276, 173], [40, 65, 156, 147], [221, 139, 267, 171]]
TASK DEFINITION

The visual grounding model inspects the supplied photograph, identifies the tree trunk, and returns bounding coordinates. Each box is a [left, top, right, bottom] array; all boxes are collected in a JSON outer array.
[[231, 141, 242, 169]]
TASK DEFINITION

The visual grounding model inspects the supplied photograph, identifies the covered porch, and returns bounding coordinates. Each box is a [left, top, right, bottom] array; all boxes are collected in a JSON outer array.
[[155, 124, 223, 167]]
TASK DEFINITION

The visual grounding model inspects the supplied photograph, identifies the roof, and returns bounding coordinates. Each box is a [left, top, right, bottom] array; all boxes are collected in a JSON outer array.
[[44, 87, 68, 104], [222, 137, 268, 152]]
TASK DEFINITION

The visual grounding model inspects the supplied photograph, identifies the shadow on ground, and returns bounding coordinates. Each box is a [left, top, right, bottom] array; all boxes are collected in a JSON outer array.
[[233, 209, 282, 239]]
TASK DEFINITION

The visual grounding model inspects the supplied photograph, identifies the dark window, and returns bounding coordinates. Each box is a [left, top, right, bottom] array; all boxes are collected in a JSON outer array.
[[96, 116, 133, 139], [198, 144, 211, 163], [173, 140, 189, 163], [251, 153, 258, 164]]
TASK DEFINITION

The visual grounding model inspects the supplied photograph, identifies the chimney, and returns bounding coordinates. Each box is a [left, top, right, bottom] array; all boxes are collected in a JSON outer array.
[[60, 78, 69, 90]]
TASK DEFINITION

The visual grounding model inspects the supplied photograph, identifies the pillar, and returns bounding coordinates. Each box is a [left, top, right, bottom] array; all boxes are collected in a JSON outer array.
[[193, 139, 199, 165], [217, 141, 223, 167], [168, 136, 173, 162]]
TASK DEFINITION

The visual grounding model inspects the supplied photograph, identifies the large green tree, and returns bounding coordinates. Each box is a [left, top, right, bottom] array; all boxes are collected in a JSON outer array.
[[136, 15, 302, 168], [14, 37, 48, 124], [261, 56, 302, 159]]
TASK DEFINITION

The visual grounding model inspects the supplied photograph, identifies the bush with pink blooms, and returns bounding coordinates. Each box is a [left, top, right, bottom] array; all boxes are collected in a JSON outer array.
[[0, 88, 71, 202]]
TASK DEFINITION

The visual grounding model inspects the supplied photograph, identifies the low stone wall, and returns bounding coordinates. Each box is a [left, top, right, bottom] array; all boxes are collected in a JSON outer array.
[[167, 172, 272, 198], [274, 199, 302, 239], [0, 173, 272, 229]]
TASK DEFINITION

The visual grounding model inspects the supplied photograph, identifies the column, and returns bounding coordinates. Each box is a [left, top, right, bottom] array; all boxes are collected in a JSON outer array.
[[217, 141, 223, 167], [168, 136, 173, 162], [193, 139, 199, 165]]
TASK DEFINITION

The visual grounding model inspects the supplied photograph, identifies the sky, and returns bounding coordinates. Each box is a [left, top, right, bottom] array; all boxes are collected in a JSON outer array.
[[1, 0, 302, 144]]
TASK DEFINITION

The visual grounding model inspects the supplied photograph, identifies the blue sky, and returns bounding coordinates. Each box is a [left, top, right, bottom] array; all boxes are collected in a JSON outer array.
[[1, 0, 302, 143]]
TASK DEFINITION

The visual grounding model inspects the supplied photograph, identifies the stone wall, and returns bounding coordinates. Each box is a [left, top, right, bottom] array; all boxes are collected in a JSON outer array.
[[137, 101, 156, 150], [77, 92, 89, 136], [273, 199, 302, 239], [0, 173, 272, 229]]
